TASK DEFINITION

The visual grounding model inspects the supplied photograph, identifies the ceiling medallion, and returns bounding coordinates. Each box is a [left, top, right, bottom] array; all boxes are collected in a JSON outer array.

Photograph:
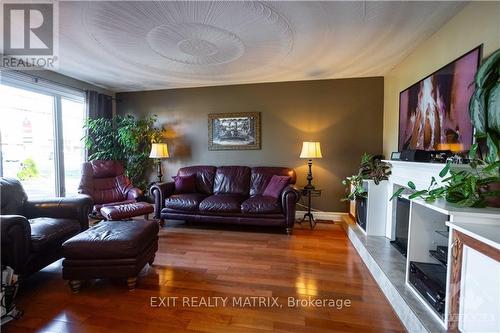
[[146, 23, 245, 66], [82, 1, 294, 78]]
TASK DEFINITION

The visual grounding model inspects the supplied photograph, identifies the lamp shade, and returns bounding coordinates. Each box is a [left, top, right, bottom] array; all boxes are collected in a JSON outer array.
[[300, 141, 322, 159], [149, 143, 169, 159]]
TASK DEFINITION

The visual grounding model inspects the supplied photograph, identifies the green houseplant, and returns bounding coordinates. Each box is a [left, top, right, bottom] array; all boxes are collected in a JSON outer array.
[[83, 114, 163, 191], [390, 156, 499, 208], [469, 48, 500, 163], [342, 153, 391, 201]]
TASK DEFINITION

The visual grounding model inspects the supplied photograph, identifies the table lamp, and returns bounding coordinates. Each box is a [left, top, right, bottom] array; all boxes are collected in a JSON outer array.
[[300, 141, 322, 189], [149, 143, 169, 182]]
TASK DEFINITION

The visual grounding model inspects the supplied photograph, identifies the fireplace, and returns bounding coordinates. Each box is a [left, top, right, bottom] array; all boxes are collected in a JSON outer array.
[[355, 197, 367, 231], [390, 197, 410, 256]]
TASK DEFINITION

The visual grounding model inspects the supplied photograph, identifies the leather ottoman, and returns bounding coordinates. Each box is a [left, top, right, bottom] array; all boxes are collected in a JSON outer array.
[[62, 219, 159, 293], [100, 202, 154, 221]]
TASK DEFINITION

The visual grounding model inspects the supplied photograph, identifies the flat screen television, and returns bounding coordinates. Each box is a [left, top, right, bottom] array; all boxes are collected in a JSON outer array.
[[398, 46, 482, 152]]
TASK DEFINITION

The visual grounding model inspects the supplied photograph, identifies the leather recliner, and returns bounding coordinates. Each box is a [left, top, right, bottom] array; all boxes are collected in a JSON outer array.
[[151, 166, 301, 234], [78, 160, 143, 217], [0, 178, 93, 276]]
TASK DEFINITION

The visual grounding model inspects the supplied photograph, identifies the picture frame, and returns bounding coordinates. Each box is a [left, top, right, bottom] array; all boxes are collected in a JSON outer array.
[[208, 112, 261, 150]]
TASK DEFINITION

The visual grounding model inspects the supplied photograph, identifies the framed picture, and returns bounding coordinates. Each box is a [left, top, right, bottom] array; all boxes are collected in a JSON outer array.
[[208, 112, 261, 150]]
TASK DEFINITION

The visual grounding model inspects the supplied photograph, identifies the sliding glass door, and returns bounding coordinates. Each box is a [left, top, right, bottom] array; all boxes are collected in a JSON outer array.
[[61, 98, 86, 196], [0, 84, 57, 197], [0, 78, 86, 198]]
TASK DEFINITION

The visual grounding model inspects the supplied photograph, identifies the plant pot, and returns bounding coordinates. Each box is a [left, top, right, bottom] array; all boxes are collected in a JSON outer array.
[[481, 181, 500, 208]]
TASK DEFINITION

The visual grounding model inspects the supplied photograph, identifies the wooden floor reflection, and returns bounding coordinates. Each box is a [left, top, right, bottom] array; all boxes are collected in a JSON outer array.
[[5, 221, 405, 333]]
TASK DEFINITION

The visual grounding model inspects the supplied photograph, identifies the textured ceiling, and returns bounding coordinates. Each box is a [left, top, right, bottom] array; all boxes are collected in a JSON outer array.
[[56, 1, 465, 92]]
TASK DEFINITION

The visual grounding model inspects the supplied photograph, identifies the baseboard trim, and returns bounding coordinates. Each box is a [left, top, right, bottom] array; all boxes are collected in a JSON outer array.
[[295, 210, 347, 222]]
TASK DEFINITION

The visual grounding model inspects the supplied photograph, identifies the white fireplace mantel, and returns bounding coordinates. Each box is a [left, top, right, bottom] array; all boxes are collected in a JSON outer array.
[[381, 160, 478, 239], [383, 160, 473, 189]]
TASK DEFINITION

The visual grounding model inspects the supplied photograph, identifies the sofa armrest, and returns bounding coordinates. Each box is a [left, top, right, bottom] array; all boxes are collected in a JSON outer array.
[[125, 187, 143, 201], [0, 215, 31, 274], [281, 185, 301, 229], [150, 182, 175, 219], [23, 195, 93, 231]]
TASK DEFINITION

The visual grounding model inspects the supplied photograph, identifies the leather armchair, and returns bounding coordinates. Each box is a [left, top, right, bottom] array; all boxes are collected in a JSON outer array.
[[78, 160, 143, 217], [0, 178, 93, 276]]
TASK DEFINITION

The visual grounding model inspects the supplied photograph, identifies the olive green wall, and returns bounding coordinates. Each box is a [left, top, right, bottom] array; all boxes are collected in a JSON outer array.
[[117, 77, 384, 212]]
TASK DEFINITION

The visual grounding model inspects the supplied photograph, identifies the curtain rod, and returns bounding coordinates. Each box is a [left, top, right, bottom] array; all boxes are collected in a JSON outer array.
[[1, 68, 114, 98]]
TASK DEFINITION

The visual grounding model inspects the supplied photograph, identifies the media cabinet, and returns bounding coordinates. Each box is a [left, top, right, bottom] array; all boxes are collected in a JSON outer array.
[[345, 160, 500, 333]]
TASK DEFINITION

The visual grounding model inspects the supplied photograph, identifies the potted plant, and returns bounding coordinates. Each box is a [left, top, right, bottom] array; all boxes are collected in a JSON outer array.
[[342, 153, 391, 201], [83, 114, 163, 193]]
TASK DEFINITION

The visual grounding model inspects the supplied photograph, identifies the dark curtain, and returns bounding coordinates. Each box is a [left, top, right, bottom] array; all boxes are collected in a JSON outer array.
[[85, 91, 113, 160], [86, 90, 113, 119]]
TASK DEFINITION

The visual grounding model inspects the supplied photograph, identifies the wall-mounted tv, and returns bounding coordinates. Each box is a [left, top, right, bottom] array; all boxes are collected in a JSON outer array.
[[398, 46, 482, 152]]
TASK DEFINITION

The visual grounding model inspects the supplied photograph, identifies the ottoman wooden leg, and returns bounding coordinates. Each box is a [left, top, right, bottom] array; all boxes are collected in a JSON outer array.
[[144, 213, 149, 220], [69, 280, 82, 293], [127, 277, 137, 290]]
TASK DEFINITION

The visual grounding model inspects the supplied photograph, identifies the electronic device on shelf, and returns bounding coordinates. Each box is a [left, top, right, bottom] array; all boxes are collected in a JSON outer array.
[[400, 149, 431, 162], [429, 150, 452, 163], [391, 152, 401, 160], [437, 246, 448, 259], [398, 149, 455, 163], [409, 262, 447, 317], [429, 249, 447, 266]]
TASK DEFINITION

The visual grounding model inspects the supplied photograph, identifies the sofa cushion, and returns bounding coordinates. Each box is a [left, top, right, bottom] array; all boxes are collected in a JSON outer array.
[[29, 217, 81, 253], [199, 194, 246, 213], [165, 193, 207, 211], [213, 166, 251, 195], [177, 166, 217, 195], [174, 174, 197, 194], [250, 167, 297, 196], [263, 175, 291, 198], [241, 196, 281, 214]]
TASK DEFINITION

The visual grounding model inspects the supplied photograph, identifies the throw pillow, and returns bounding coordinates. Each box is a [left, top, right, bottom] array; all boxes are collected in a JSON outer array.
[[174, 174, 196, 194], [263, 175, 290, 198]]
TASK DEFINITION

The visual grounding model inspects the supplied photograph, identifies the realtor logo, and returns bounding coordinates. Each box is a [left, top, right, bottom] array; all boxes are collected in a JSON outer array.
[[2, 2, 58, 69]]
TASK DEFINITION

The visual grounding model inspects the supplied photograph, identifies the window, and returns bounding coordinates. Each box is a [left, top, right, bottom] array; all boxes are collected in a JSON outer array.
[[0, 72, 86, 198]]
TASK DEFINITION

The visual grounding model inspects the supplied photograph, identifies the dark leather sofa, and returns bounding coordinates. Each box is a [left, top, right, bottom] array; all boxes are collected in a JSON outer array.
[[150, 166, 301, 234], [0, 178, 93, 276]]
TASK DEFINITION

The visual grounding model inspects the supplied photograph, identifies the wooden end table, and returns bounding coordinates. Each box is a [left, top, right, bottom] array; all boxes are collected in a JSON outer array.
[[298, 187, 322, 229]]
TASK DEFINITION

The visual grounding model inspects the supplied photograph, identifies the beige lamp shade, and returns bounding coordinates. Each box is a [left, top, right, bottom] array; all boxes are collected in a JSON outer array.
[[149, 143, 169, 159], [300, 141, 322, 159]]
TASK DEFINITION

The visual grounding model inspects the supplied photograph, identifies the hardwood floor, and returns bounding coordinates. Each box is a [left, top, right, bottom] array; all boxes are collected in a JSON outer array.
[[5, 221, 405, 333]]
